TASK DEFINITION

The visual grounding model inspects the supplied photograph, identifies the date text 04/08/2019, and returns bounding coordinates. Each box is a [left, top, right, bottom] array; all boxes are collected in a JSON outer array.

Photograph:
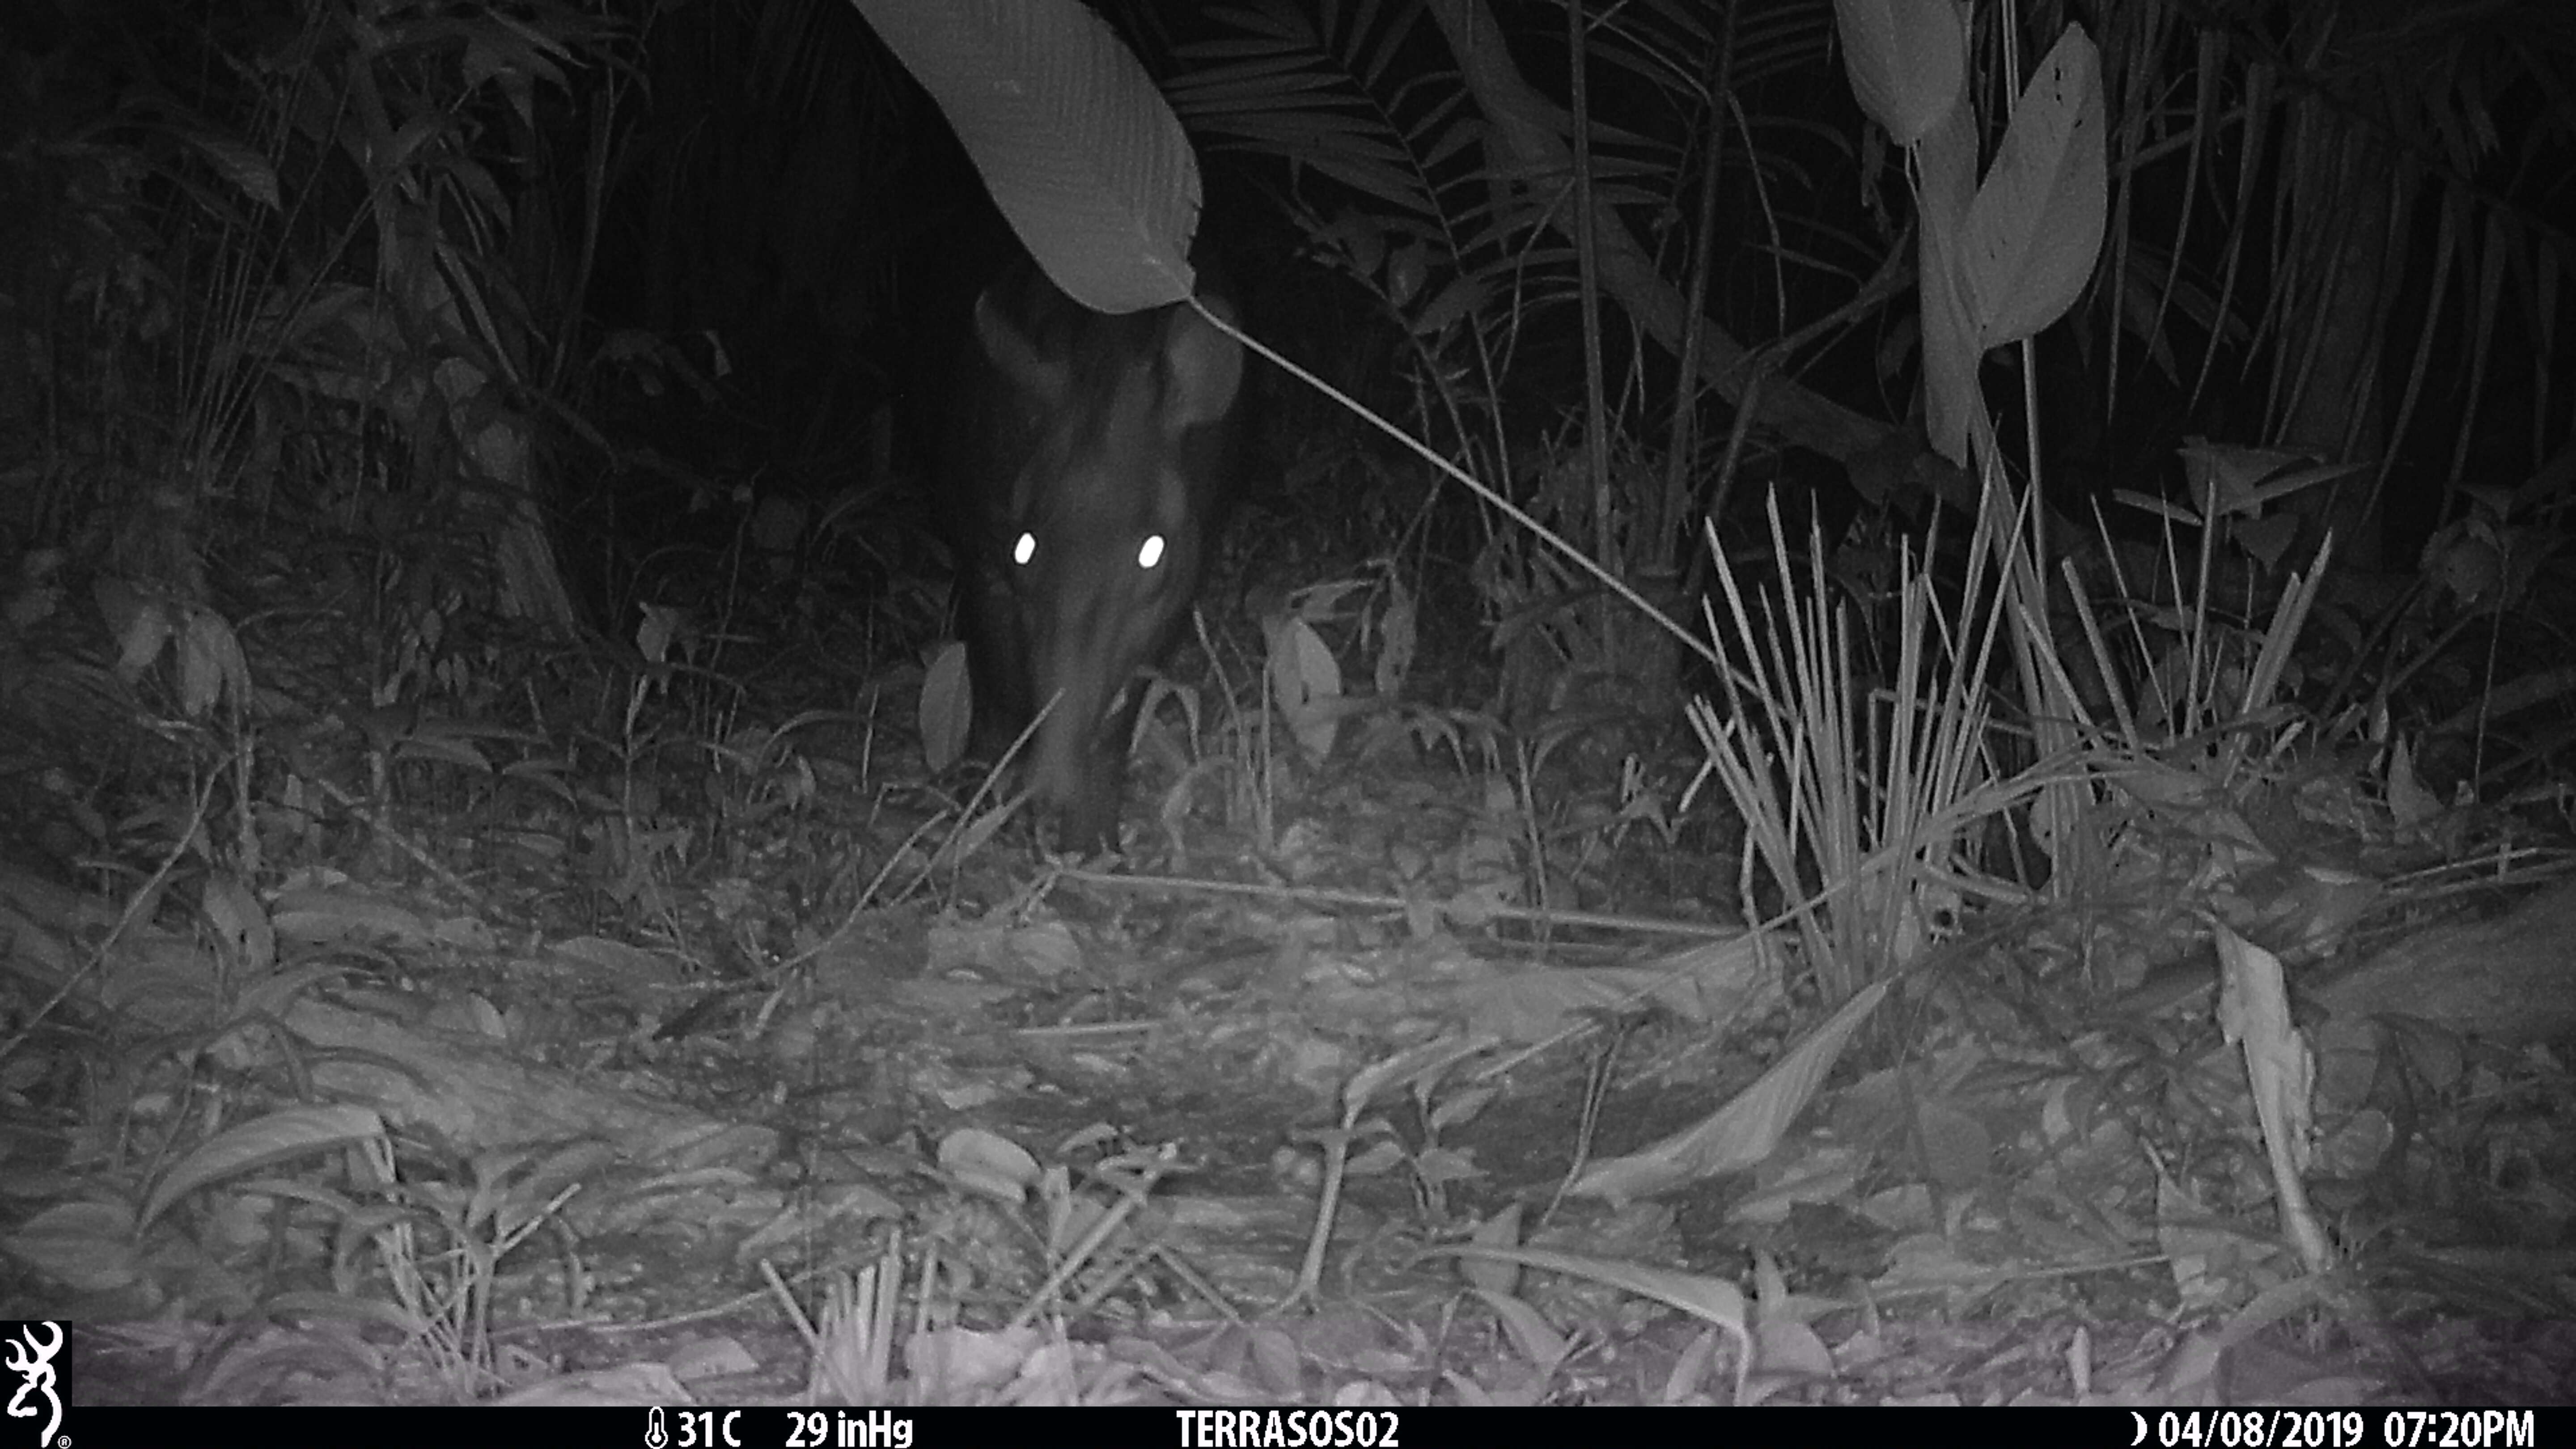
[[2137, 1409, 2539, 1449]]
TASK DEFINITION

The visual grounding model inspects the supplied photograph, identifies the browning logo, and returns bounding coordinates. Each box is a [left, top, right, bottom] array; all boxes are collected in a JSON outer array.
[[2, 1323, 63, 1448]]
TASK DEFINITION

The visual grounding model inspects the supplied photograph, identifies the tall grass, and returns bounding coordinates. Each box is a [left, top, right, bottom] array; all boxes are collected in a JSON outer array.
[[1686, 470, 2059, 1000]]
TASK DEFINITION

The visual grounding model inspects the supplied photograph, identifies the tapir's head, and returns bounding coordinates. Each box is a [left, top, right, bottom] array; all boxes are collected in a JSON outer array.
[[971, 272, 1245, 853]]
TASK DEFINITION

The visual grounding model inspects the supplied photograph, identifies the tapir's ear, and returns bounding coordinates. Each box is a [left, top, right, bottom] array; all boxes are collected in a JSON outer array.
[[974, 289, 1070, 404], [1161, 300, 1244, 432]]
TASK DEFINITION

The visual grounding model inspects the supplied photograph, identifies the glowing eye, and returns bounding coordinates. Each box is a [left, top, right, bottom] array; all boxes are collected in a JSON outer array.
[[1011, 532, 1037, 566], [1136, 534, 1166, 569]]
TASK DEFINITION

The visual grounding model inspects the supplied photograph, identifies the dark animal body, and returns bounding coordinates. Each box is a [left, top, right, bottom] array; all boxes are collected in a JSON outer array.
[[936, 257, 1246, 853]]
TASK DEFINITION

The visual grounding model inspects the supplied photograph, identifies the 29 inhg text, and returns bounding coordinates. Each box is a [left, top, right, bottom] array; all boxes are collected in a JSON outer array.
[[2135, 1409, 2537, 1449], [784, 1408, 915, 1448]]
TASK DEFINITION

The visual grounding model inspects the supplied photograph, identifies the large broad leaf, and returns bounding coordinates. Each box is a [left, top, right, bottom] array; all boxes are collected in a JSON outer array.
[[1834, 0, 1967, 148], [1915, 87, 1982, 464], [1961, 24, 2107, 350], [849, 0, 1203, 313]]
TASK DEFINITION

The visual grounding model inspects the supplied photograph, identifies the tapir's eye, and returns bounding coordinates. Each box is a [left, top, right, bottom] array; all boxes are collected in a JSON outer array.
[[1136, 534, 1166, 569], [1011, 531, 1038, 566]]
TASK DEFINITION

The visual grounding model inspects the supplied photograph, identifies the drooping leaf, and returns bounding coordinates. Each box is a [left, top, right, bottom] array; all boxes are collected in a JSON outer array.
[[850, 0, 1204, 313]]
